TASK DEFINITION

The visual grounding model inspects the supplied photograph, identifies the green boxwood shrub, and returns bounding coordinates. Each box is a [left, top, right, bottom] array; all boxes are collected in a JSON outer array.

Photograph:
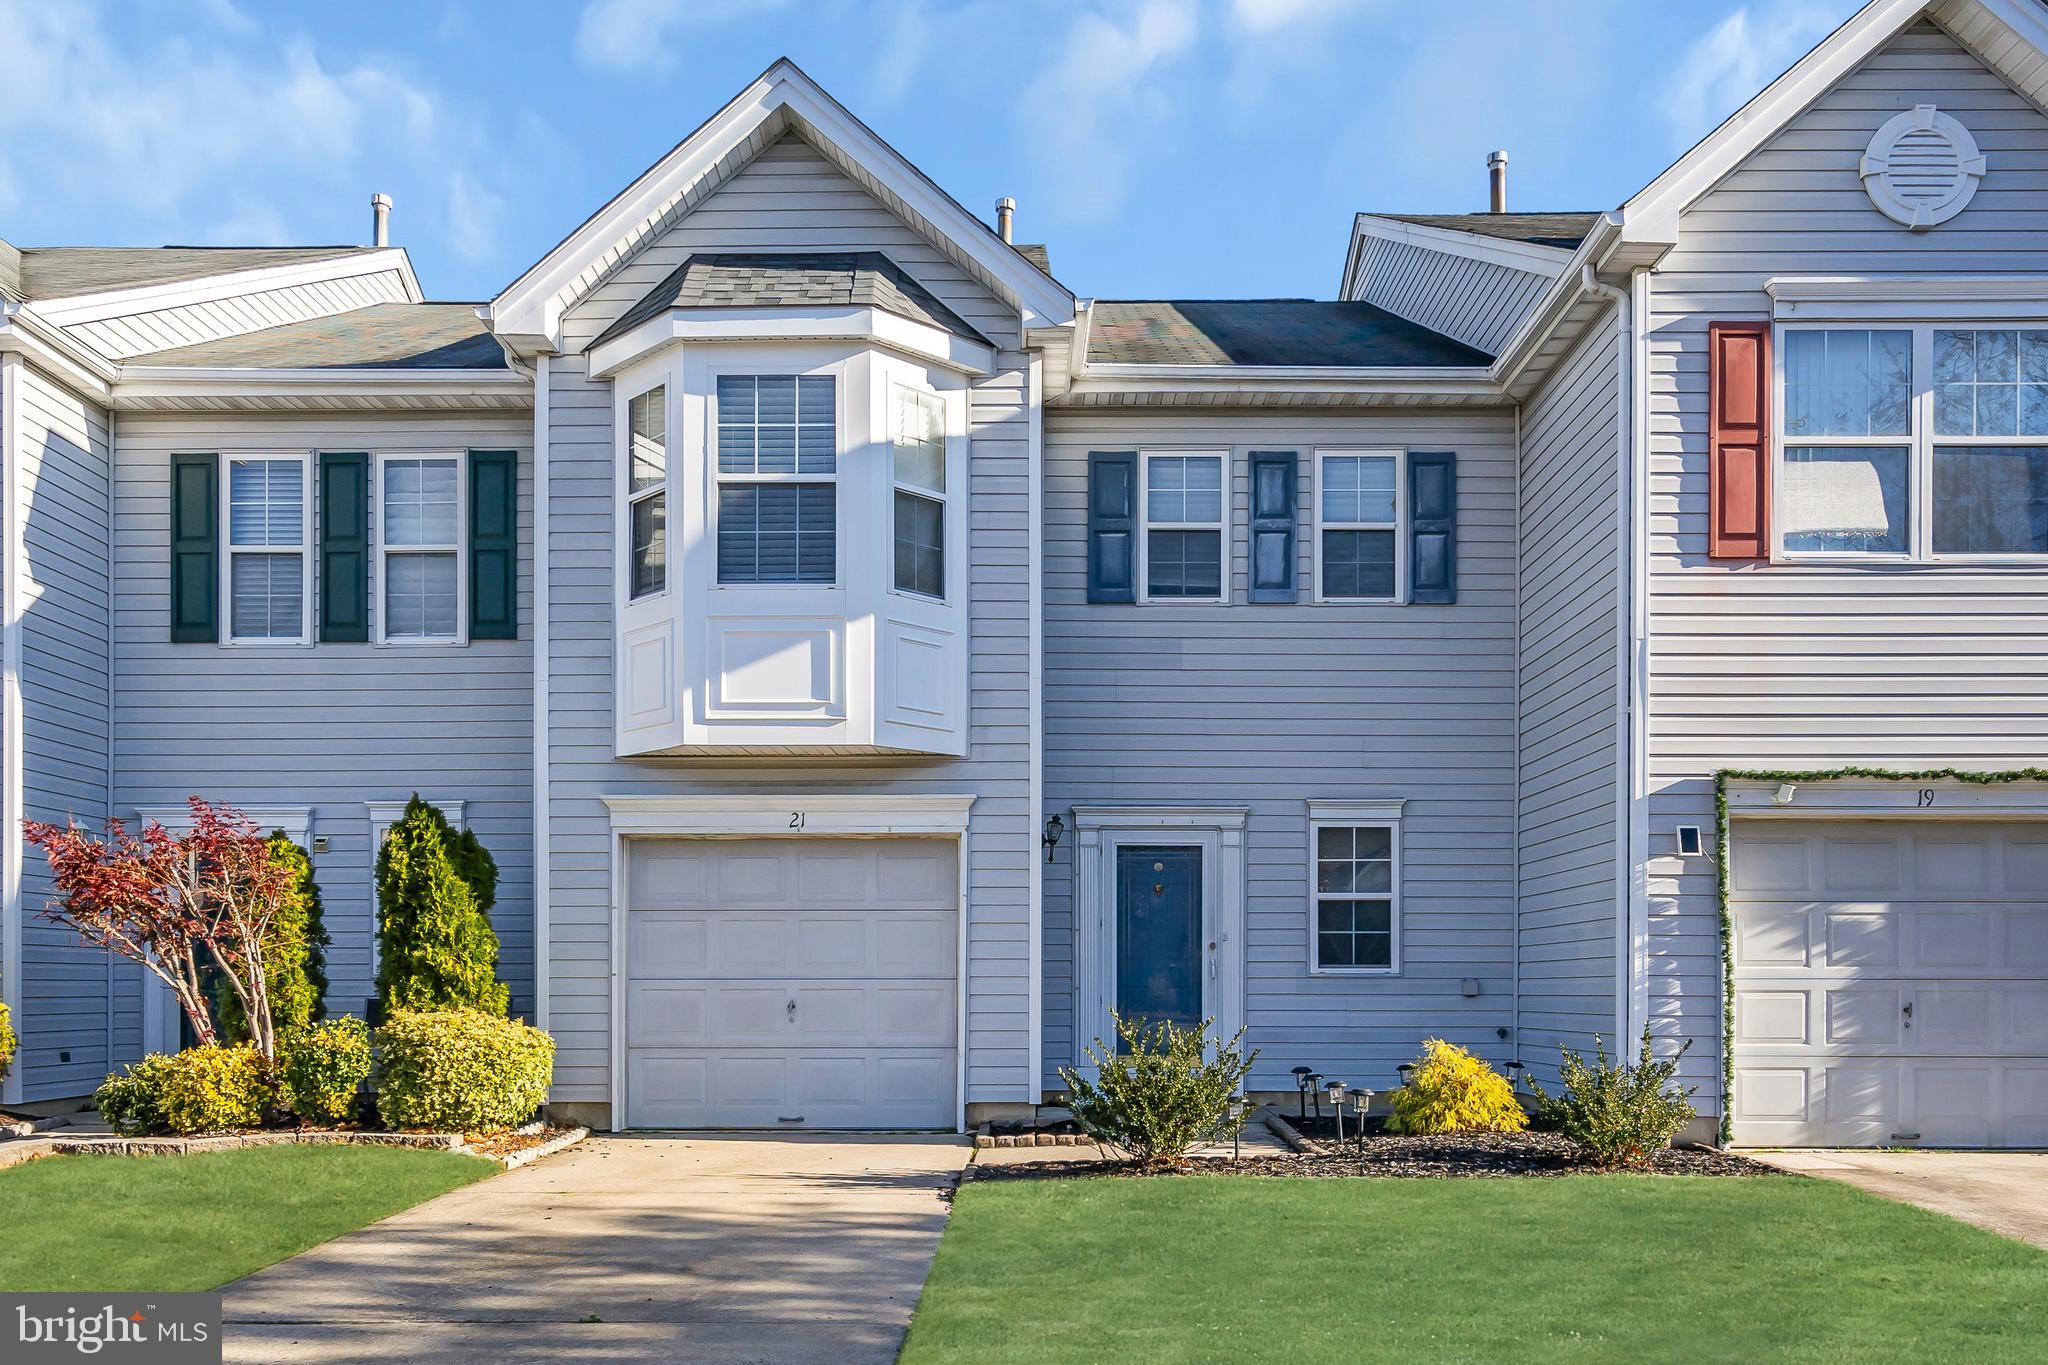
[[278, 1017, 371, 1125], [374, 797, 509, 1020], [374, 1009, 553, 1134], [217, 832, 331, 1042], [1058, 1013, 1256, 1168], [95, 1046, 271, 1136]]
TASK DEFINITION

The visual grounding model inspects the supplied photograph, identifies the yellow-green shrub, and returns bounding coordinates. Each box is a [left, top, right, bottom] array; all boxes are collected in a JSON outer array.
[[374, 1009, 553, 1134], [0, 1000, 15, 1079], [279, 1018, 372, 1125], [95, 1046, 271, 1135], [1387, 1038, 1527, 1135]]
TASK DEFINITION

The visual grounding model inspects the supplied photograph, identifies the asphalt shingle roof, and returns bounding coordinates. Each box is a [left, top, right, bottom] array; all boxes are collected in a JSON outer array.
[[591, 251, 992, 350], [1087, 299, 1491, 367], [5, 246, 381, 300], [128, 303, 505, 370], [1374, 213, 1603, 250]]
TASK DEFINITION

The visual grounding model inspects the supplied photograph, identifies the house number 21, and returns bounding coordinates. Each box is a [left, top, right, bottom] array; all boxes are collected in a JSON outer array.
[[789, 811, 806, 829]]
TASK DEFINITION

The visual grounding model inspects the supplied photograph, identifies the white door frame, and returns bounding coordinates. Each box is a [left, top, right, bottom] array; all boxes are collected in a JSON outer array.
[[1071, 805, 1248, 1067], [600, 793, 974, 1132]]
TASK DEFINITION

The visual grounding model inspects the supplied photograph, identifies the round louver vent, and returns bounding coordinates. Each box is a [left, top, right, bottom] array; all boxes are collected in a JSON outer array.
[[1861, 104, 1985, 230]]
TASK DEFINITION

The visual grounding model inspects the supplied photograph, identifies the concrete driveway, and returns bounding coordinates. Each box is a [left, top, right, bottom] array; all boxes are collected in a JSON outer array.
[[222, 1133, 972, 1364], [1757, 1149, 2048, 1250]]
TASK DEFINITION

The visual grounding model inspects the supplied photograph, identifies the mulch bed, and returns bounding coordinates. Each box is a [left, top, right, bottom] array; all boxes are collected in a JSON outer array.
[[967, 1131, 1776, 1182]]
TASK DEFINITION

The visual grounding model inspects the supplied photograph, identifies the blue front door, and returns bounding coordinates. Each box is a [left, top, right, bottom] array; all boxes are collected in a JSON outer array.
[[1115, 845, 1203, 1040]]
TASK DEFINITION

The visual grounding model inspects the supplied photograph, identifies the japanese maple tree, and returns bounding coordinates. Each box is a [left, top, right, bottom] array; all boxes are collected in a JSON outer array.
[[26, 798, 298, 1058]]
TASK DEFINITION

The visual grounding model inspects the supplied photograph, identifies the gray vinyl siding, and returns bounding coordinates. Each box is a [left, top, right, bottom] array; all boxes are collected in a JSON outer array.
[[1041, 406, 1519, 1095], [65, 270, 413, 361], [113, 411, 535, 1027], [13, 362, 117, 1100], [1346, 234, 1555, 357], [1515, 310, 1622, 1087], [544, 131, 1036, 1111], [1646, 20, 2048, 1110]]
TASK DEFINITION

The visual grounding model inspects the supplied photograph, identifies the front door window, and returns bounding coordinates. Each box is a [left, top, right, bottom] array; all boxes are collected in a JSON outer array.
[[1115, 844, 1202, 1045]]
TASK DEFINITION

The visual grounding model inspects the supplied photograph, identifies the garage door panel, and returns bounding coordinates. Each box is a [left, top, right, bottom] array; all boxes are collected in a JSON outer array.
[[625, 983, 710, 1047], [1732, 819, 2048, 1147], [627, 1048, 954, 1129]]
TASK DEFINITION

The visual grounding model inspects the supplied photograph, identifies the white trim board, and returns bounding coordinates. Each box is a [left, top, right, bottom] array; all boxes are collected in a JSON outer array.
[[586, 306, 995, 379], [1767, 275, 2048, 320], [1725, 778, 2048, 819]]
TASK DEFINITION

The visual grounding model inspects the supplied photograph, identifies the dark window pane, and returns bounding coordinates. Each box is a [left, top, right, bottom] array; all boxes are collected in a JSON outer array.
[[1934, 445, 2048, 554], [1316, 897, 1393, 969], [893, 490, 945, 597], [1146, 529, 1222, 598], [630, 493, 666, 598], [718, 484, 836, 584], [1318, 932, 1354, 968], [1322, 529, 1396, 598]]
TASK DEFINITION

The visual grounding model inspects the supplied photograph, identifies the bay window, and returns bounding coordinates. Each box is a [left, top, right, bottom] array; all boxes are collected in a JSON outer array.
[[379, 455, 462, 641], [1777, 323, 2048, 560], [225, 455, 309, 643], [892, 384, 946, 599], [627, 385, 668, 599]]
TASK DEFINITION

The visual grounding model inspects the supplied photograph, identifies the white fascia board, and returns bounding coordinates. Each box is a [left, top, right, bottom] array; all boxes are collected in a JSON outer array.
[[110, 366, 532, 408], [1619, 0, 1931, 243], [1062, 370, 1503, 403], [492, 59, 1073, 348], [1767, 274, 2048, 318], [29, 249, 421, 327], [1348, 215, 1577, 278], [586, 305, 996, 378], [600, 792, 975, 837], [1485, 214, 1629, 395], [0, 305, 117, 396]]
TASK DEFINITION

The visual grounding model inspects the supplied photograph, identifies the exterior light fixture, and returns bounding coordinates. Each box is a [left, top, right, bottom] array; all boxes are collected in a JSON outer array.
[[1352, 1087, 1375, 1154], [1325, 1080, 1348, 1142], [1291, 1066, 1314, 1122], [1396, 1062, 1416, 1090], [1772, 783, 1798, 806], [1505, 1061, 1527, 1093], [1676, 824, 1704, 857], [1042, 811, 1066, 861], [1307, 1072, 1324, 1120]]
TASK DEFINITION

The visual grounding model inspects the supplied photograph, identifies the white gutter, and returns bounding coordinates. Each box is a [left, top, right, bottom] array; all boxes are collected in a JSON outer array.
[[532, 353, 551, 1033], [111, 366, 531, 406], [1577, 264, 1637, 1062]]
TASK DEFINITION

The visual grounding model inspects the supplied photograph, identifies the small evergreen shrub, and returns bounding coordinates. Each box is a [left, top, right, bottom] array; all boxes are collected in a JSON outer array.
[[218, 832, 330, 1041], [278, 1017, 372, 1125], [374, 797, 509, 1020], [374, 1009, 554, 1134], [1387, 1038, 1527, 1135], [1529, 1026, 1698, 1169], [1059, 1013, 1257, 1168], [95, 1046, 271, 1135], [0, 1000, 15, 1079]]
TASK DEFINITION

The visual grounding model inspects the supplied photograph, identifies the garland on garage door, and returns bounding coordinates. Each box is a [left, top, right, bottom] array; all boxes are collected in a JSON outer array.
[[1713, 767, 2048, 1144]]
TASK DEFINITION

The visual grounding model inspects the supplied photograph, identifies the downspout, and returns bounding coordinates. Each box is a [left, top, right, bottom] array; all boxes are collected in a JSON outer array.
[[106, 407, 117, 1074], [532, 352, 550, 1033], [1026, 351, 1045, 1103], [1626, 268, 1653, 1058], [1510, 398, 1522, 1071], [1580, 264, 1636, 1060]]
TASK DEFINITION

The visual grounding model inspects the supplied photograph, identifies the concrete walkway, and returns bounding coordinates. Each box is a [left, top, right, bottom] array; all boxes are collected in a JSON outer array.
[[222, 1133, 972, 1364], [1755, 1149, 2048, 1250]]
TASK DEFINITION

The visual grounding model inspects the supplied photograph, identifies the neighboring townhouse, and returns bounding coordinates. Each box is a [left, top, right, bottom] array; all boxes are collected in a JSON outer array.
[[4, 0, 2047, 1149]]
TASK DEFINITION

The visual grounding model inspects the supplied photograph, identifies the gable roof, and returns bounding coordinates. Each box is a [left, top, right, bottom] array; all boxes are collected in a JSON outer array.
[[492, 59, 1073, 350], [590, 252, 992, 351], [1374, 213, 1601, 251], [6, 246, 378, 301], [126, 303, 505, 370], [1087, 300, 1490, 367]]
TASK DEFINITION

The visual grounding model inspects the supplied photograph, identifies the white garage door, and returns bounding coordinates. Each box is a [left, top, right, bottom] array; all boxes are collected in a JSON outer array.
[[624, 837, 958, 1130], [1730, 820, 2048, 1146]]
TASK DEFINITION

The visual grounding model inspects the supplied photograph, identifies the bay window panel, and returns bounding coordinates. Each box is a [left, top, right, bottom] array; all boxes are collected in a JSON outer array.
[[630, 494, 667, 598], [893, 490, 944, 598], [627, 385, 667, 599], [1934, 446, 2048, 554], [893, 388, 945, 493], [628, 387, 666, 492], [1781, 446, 1910, 554], [717, 484, 835, 584]]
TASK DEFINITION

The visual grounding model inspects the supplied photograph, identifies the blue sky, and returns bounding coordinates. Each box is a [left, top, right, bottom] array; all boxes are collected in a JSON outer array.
[[0, 0, 1868, 302]]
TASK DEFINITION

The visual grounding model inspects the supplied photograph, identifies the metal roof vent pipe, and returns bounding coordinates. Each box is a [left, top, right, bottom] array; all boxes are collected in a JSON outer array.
[[995, 196, 1015, 244], [371, 192, 393, 247], [1487, 151, 1508, 213]]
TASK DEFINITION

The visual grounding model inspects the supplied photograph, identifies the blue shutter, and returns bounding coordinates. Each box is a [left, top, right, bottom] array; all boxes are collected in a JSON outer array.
[[1409, 451, 1457, 604], [1087, 451, 1137, 604], [1248, 451, 1297, 603]]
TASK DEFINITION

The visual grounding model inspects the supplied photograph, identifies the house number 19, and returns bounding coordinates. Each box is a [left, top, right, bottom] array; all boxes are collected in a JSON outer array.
[[1916, 789, 1937, 807], [790, 811, 806, 829]]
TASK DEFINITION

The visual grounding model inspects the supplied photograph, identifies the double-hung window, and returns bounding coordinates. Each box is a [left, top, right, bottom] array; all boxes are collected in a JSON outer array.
[[1141, 452, 1224, 601], [1777, 323, 2048, 560], [225, 456, 309, 643], [716, 374, 836, 584], [1309, 804, 1401, 973], [379, 455, 462, 641], [627, 385, 667, 599], [1316, 450, 1402, 601], [891, 384, 946, 599]]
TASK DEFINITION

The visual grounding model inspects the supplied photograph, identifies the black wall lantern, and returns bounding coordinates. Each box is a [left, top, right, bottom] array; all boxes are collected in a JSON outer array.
[[1042, 812, 1066, 862]]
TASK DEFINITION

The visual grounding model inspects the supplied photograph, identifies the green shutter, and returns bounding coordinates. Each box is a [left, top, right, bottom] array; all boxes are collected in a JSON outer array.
[[169, 453, 218, 642], [469, 449, 517, 640], [319, 452, 370, 642]]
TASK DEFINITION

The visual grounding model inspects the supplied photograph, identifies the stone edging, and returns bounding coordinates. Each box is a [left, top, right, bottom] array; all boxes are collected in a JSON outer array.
[[972, 1123, 1092, 1149], [1261, 1108, 1320, 1153]]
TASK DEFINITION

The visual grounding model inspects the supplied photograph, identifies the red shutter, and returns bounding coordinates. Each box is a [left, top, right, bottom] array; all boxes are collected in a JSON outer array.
[[1707, 320, 1771, 560]]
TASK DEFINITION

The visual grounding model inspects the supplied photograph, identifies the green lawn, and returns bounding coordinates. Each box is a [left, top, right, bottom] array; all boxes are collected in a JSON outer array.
[[0, 1145, 496, 1291], [904, 1175, 2048, 1363]]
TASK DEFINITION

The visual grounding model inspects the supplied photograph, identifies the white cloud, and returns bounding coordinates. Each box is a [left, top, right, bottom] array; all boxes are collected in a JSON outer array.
[[446, 170, 506, 264], [1019, 0, 1200, 223], [1664, 2, 1846, 147], [1228, 0, 1361, 34], [573, 0, 786, 75]]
